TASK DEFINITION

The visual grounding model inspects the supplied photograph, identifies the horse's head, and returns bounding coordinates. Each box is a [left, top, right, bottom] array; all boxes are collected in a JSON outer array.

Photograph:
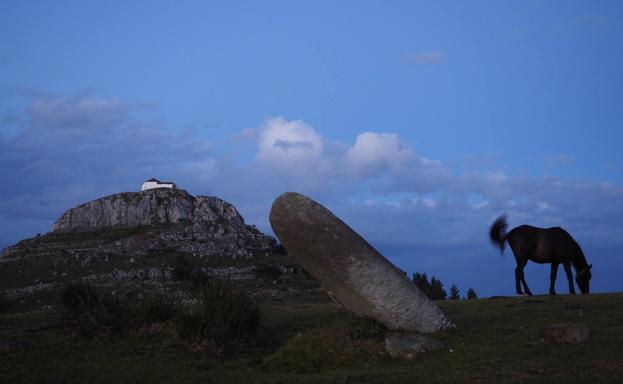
[[575, 264, 592, 294]]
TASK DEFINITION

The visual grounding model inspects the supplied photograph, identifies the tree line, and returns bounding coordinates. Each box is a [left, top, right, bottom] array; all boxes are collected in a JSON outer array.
[[412, 272, 477, 300]]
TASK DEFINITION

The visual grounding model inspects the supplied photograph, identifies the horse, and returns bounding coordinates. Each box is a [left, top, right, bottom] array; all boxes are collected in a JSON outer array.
[[489, 215, 592, 295]]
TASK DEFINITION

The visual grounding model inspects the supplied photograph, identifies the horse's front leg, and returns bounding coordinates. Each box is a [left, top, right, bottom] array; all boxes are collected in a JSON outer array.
[[563, 262, 576, 294], [549, 263, 559, 295]]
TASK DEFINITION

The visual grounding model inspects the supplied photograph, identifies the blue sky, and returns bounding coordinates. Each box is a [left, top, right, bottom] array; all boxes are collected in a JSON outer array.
[[1, 1, 622, 297]]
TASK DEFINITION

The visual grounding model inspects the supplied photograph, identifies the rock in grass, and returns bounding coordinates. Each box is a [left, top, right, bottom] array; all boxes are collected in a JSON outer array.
[[269, 192, 453, 333], [384, 334, 445, 359], [539, 322, 590, 343]]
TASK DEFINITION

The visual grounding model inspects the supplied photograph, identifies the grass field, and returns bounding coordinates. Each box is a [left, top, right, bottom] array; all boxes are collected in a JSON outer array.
[[2, 293, 622, 383]]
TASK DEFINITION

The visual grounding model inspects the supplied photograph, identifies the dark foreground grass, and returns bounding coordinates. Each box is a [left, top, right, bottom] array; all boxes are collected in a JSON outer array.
[[2, 293, 623, 383]]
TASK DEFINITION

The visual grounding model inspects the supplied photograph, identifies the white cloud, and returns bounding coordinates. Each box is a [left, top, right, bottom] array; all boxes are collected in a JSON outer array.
[[255, 117, 326, 169], [343, 132, 413, 178]]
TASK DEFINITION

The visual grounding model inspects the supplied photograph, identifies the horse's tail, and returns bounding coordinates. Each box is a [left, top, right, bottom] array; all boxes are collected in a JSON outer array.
[[489, 214, 508, 255]]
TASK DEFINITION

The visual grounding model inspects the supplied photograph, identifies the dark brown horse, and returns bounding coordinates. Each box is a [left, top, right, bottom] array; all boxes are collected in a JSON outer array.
[[489, 215, 592, 295]]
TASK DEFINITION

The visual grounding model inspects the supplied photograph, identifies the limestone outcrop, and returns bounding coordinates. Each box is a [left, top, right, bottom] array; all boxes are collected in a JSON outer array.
[[53, 188, 245, 233], [269, 192, 454, 333]]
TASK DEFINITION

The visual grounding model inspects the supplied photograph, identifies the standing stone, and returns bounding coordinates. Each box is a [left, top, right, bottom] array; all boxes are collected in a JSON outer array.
[[269, 192, 454, 333]]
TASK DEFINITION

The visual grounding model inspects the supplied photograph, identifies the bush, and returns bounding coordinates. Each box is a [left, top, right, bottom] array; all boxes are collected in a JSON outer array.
[[134, 296, 181, 327], [60, 281, 101, 317], [190, 268, 212, 287], [59, 281, 132, 336], [174, 277, 260, 357], [172, 254, 193, 281], [262, 322, 385, 373]]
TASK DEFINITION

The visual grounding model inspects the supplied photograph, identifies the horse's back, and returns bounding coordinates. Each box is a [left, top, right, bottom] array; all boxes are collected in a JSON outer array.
[[508, 225, 580, 264], [543, 226, 581, 255]]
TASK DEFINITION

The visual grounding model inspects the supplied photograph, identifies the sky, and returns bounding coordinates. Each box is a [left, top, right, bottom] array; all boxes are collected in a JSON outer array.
[[1, 1, 622, 297]]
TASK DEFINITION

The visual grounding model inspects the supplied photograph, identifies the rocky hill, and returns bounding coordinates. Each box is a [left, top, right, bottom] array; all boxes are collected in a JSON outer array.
[[0, 188, 324, 311]]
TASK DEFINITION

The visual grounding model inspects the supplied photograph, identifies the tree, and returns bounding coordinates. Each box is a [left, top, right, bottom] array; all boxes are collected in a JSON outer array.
[[449, 284, 460, 300], [467, 288, 478, 300], [412, 272, 431, 298], [413, 272, 450, 300], [429, 277, 447, 300]]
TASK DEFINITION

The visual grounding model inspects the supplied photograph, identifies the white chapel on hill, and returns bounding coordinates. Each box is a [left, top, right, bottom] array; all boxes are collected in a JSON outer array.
[[141, 178, 177, 191]]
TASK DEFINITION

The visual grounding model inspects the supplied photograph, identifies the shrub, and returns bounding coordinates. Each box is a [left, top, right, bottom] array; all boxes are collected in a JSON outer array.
[[174, 277, 260, 357], [190, 268, 212, 287], [172, 254, 193, 281], [59, 281, 131, 336], [134, 296, 181, 327], [262, 322, 385, 373], [60, 281, 101, 318]]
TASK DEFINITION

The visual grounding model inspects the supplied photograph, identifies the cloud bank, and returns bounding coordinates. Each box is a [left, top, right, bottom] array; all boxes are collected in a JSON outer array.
[[1, 92, 622, 296]]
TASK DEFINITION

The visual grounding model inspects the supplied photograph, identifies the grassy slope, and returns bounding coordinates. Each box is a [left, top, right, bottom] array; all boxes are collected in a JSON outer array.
[[2, 293, 622, 384]]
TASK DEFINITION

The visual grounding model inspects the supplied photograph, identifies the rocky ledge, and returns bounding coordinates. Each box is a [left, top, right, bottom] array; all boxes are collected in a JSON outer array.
[[54, 188, 249, 233]]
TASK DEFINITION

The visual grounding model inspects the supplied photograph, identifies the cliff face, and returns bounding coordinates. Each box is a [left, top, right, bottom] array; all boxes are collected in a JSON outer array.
[[53, 188, 245, 233]]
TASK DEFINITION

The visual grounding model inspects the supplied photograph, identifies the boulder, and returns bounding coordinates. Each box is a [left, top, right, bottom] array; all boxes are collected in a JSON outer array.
[[269, 192, 453, 333], [384, 334, 444, 359], [539, 322, 590, 343]]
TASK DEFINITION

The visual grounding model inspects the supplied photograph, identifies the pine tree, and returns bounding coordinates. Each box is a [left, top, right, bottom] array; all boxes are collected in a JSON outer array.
[[467, 288, 478, 299], [412, 272, 431, 298], [449, 284, 460, 300], [429, 277, 447, 300]]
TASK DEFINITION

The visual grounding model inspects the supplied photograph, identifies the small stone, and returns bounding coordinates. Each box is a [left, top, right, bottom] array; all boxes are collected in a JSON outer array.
[[539, 322, 590, 343], [384, 334, 444, 359]]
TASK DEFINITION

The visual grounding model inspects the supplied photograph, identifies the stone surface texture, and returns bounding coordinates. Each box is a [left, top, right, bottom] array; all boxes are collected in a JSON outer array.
[[539, 322, 590, 343], [53, 188, 244, 233], [269, 192, 454, 333], [384, 334, 445, 359]]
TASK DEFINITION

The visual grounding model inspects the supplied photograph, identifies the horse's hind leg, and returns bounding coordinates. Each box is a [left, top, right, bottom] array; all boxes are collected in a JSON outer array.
[[520, 269, 533, 296], [549, 263, 559, 295], [563, 262, 576, 294], [514, 265, 524, 295], [515, 260, 532, 296]]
